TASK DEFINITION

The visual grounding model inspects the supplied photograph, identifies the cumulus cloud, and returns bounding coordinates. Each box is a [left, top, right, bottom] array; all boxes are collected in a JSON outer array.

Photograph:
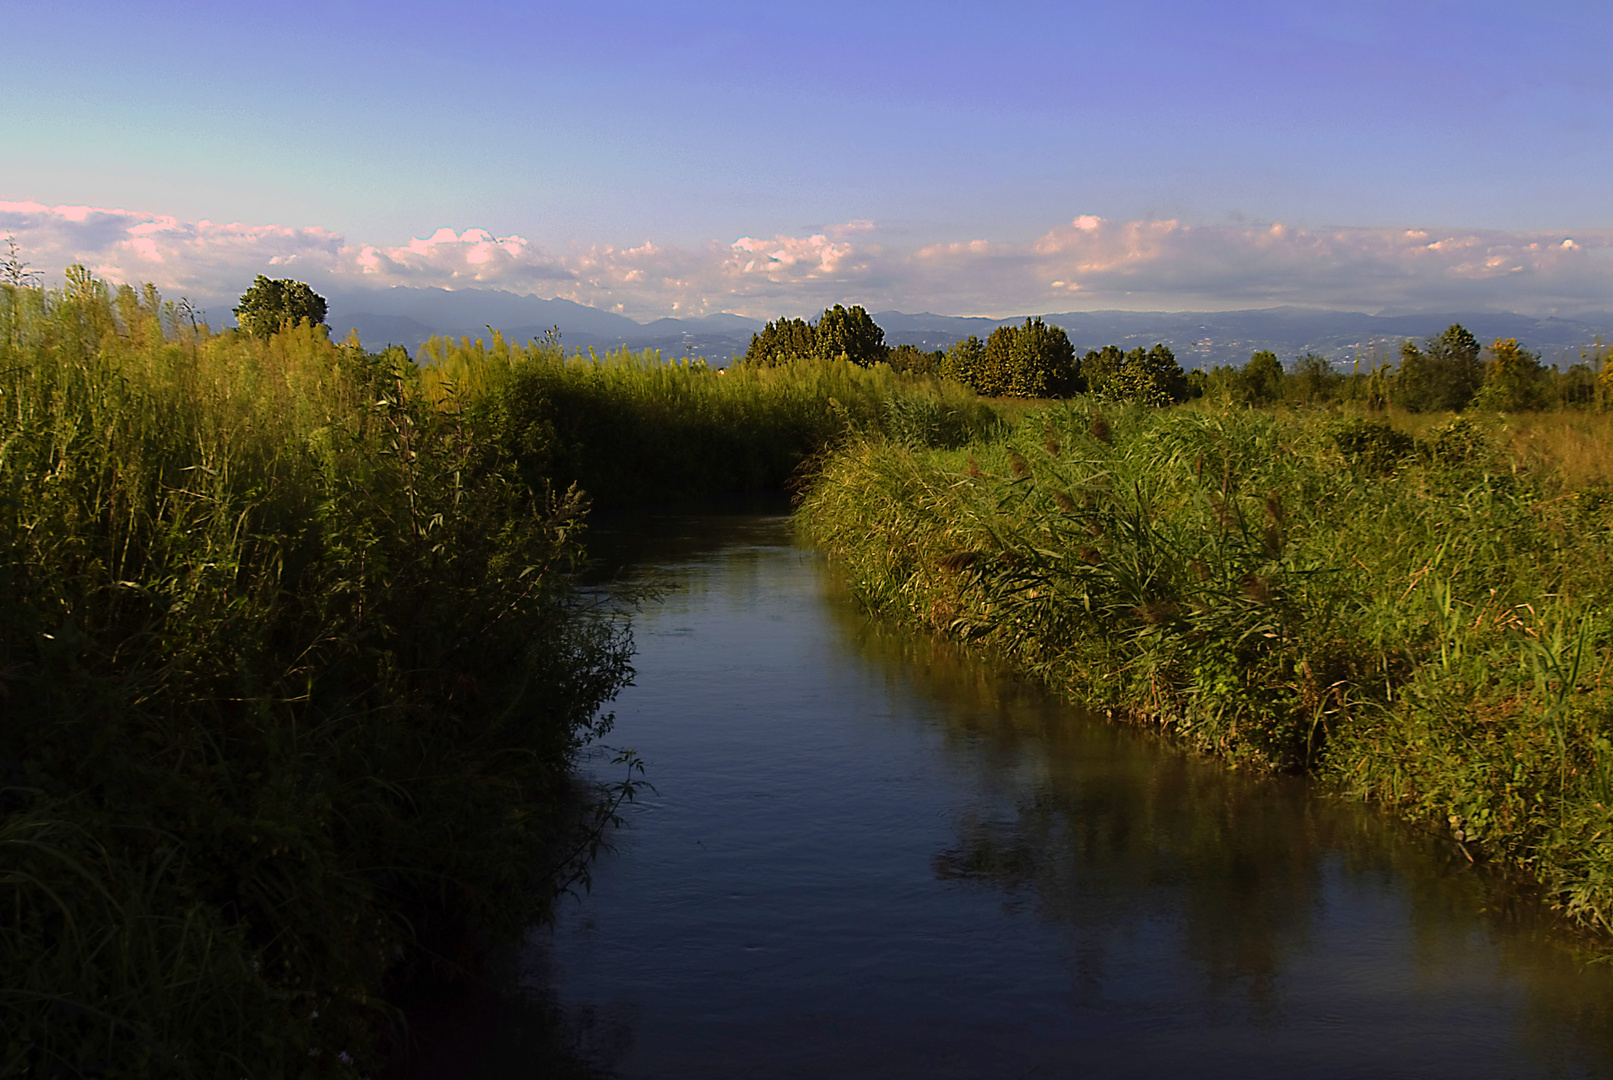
[[3, 198, 1612, 320]]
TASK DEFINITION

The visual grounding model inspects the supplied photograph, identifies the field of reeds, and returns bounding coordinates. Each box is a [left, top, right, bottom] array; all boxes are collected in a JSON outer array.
[[798, 403, 1613, 935], [416, 331, 999, 504], [0, 277, 993, 1076]]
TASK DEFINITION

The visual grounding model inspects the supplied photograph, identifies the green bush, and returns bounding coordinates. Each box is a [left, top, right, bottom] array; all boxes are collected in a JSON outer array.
[[1331, 417, 1415, 475]]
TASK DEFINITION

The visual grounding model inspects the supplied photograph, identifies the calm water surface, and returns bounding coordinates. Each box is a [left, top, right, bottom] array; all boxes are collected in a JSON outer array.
[[470, 512, 1613, 1078]]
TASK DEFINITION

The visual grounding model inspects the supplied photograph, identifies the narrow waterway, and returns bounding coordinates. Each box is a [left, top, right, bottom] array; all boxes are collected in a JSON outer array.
[[432, 511, 1613, 1078]]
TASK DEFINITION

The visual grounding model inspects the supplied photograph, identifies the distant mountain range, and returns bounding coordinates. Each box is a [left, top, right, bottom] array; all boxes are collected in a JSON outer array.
[[316, 286, 1613, 370]]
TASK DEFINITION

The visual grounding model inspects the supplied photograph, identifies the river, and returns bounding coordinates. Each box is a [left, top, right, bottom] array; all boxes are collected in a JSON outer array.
[[401, 510, 1613, 1079]]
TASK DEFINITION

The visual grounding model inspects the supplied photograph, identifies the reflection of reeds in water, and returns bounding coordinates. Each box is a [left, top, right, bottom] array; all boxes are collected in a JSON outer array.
[[818, 561, 1613, 1071]]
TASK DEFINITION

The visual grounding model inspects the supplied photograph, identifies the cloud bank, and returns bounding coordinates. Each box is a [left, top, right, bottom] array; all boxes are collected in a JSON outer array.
[[3, 198, 1610, 320]]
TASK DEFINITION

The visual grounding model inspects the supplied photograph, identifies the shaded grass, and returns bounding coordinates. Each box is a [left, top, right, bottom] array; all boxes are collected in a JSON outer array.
[[418, 332, 1001, 505], [798, 401, 1613, 936]]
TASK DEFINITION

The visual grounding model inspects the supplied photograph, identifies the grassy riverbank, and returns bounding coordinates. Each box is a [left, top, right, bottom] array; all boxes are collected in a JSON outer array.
[[0, 278, 992, 1075], [798, 403, 1613, 934]]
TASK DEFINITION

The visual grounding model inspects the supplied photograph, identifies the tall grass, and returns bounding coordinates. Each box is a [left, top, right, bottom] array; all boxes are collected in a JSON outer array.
[[799, 402, 1613, 935], [0, 279, 635, 1075]]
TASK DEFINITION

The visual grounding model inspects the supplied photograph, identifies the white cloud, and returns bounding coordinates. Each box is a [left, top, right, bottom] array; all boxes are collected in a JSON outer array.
[[3, 198, 1613, 320]]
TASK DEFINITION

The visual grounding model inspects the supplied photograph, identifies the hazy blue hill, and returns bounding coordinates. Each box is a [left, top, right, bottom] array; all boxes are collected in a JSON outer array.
[[332, 312, 435, 349], [1040, 308, 1613, 368], [316, 285, 1613, 370], [873, 311, 1006, 350], [880, 307, 1613, 369], [324, 285, 641, 338]]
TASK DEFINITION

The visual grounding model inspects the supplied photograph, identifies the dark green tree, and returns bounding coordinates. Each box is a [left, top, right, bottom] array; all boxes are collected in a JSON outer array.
[[1394, 324, 1482, 412], [813, 303, 888, 366], [1553, 362, 1599, 409], [976, 325, 1019, 396], [1242, 350, 1284, 405], [742, 316, 817, 365], [1077, 345, 1128, 398], [1076, 343, 1185, 405], [1007, 317, 1078, 397], [1394, 340, 1434, 411], [1424, 323, 1483, 410], [951, 318, 1077, 398], [1285, 353, 1336, 405], [940, 335, 985, 387], [886, 343, 942, 376], [233, 275, 327, 338], [1114, 343, 1188, 405], [1472, 337, 1546, 411]]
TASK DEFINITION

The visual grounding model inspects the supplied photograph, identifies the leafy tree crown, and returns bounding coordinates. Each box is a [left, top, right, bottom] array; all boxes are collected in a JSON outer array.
[[812, 304, 888, 366], [233, 275, 328, 338]]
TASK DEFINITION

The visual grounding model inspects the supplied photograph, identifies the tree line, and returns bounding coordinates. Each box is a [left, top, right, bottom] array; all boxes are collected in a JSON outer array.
[[746, 305, 1613, 411], [1196, 323, 1613, 412], [743, 306, 1192, 403]]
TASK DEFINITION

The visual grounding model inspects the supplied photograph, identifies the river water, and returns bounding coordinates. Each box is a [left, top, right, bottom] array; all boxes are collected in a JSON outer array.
[[415, 511, 1613, 1078]]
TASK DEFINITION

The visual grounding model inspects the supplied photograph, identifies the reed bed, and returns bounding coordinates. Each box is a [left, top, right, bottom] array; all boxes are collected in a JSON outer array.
[[798, 402, 1613, 935], [417, 332, 1001, 504]]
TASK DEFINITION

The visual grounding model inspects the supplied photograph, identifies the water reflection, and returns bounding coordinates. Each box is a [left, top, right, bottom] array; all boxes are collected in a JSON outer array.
[[395, 512, 1613, 1079], [828, 592, 1613, 1076]]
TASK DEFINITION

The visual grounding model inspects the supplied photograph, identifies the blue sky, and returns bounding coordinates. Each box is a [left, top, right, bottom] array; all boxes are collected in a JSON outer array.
[[4, 0, 1612, 318]]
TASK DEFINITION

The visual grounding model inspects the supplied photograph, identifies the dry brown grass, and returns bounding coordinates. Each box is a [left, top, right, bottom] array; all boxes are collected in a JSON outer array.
[[1492, 411, 1613, 490], [1242, 405, 1613, 493], [1381, 408, 1613, 491]]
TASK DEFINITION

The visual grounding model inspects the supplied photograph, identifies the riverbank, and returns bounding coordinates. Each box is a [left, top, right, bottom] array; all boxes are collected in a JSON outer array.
[[798, 402, 1613, 936]]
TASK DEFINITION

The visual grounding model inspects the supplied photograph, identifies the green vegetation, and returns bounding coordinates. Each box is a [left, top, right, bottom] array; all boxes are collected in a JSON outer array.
[[10, 262, 1613, 1069], [0, 273, 647, 1074], [0, 272, 1000, 1075], [941, 318, 1078, 398], [1396, 323, 1483, 412], [744, 308, 1610, 414], [1079, 342, 1191, 405], [741, 303, 888, 367], [417, 330, 997, 506], [799, 402, 1613, 936], [1195, 324, 1613, 413], [231, 274, 329, 339]]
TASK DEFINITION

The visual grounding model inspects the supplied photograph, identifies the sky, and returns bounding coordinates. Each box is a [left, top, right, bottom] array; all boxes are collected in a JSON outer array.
[[3, 0, 1612, 321]]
